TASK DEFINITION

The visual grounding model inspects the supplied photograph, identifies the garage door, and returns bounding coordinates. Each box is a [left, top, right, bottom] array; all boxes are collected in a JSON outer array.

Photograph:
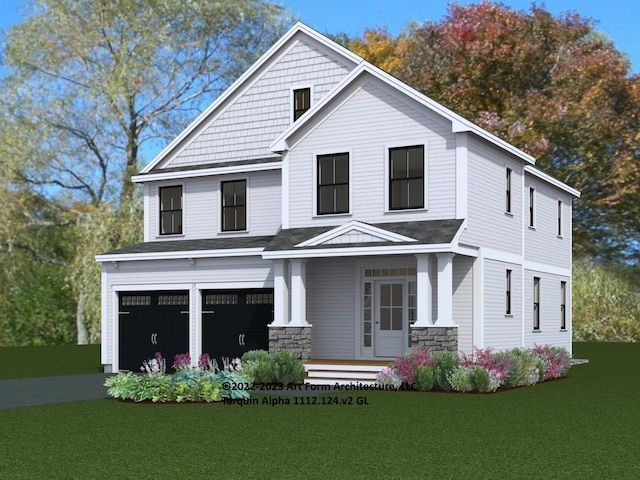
[[118, 291, 189, 373], [202, 289, 273, 368]]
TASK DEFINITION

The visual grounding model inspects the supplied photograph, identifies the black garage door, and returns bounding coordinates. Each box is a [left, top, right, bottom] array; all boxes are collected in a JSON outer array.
[[118, 291, 189, 373], [202, 289, 273, 368]]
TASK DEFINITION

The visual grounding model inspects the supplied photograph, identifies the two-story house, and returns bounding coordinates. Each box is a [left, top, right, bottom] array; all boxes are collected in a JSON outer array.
[[96, 23, 580, 378]]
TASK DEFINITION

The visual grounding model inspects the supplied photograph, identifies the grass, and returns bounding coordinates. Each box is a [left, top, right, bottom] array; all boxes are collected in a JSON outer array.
[[0, 344, 102, 379], [0, 343, 639, 478]]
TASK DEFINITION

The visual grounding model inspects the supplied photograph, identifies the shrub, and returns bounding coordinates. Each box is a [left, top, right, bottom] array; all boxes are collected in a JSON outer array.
[[413, 365, 434, 391], [392, 347, 434, 384], [241, 350, 272, 364], [376, 367, 402, 389], [271, 349, 306, 385], [252, 360, 275, 384], [470, 366, 490, 392], [447, 366, 474, 392], [241, 350, 273, 383], [533, 345, 571, 379], [433, 351, 459, 391]]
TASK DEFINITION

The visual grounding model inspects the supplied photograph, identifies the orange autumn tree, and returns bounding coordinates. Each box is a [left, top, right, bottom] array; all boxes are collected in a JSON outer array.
[[349, 2, 640, 263]]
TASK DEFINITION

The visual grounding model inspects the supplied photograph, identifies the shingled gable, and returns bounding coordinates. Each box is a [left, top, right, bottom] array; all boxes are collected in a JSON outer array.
[[269, 61, 536, 166], [134, 22, 363, 179]]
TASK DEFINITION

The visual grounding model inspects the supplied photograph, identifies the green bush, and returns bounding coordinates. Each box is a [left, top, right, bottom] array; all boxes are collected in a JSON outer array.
[[413, 365, 434, 391], [241, 350, 272, 364], [447, 366, 474, 392], [253, 360, 275, 384], [271, 349, 306, 384], [241, 350, 273, 383], [433, 351, 459, 391], [471, 366, 491, 392]]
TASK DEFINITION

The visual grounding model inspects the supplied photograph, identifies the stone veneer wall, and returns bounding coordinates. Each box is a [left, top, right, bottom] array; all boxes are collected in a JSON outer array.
[[268, 326, 312, 361], [411, 326, 458, 352]]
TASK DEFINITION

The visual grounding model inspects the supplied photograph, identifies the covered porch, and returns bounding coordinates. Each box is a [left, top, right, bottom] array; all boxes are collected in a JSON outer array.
[[261, 219, 475, 365]]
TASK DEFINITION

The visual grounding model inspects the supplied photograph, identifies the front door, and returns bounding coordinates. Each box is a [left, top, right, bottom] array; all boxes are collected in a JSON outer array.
[[374, 281, 405, 357]]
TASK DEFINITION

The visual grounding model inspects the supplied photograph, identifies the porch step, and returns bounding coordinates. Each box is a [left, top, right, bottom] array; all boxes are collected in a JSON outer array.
[[304, 360, 391, 386]]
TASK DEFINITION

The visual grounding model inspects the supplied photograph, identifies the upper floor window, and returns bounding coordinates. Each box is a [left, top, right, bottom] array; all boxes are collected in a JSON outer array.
[[557, 200, 563, 236], [528, 187, 535, 227], [389, 145, 424, 210], [293, 88, 310, 121], [505, 167, 512, 213], [159, 185, 182, 235], [533, 277, 540, 330], [221, 180, 246, 231], [317, 153, 349, 215]]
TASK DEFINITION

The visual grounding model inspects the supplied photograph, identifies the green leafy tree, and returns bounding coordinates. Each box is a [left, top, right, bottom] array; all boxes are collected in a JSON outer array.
[[0, 0, 292, 344]]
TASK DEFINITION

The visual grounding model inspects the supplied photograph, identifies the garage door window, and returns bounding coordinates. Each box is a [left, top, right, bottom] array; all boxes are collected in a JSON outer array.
[[206, 294, 239, 305], [121, 295, 151, 306], [246, 293, 274, 304], [158, 294, 188, 306]]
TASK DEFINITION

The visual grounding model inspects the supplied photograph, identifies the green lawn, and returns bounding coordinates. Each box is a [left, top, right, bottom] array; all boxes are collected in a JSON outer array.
[[0, 343, 638, 479], [0, 344, 102, 379]]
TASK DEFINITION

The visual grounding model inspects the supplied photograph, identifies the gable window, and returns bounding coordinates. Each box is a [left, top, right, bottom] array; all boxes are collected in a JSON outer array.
[[505, 269, 512, 315], [560, 281, 567, 330], [557, 200, 563, 236], [221, 180, 246, 231], [505, 168, 512, 213], [317, 153, 349, 215], [533, 277, 540, 330], [293, 88, 310, 121], [159, 185, 183, 235], [528, 187, 535, 227], [389, 145, 424, 210]]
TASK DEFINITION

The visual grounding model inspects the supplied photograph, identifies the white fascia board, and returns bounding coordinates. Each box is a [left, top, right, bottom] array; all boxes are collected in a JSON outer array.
[[295, 220, 417, 247], [141, 22, 362, 174], [132, 161, 281, 183], [95, 247, 265, 263], [262, 243, 453, 260], [524, 165, 581, 197]]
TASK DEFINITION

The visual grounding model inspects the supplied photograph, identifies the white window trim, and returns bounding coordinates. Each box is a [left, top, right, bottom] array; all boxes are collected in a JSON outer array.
[[384, 140, 429, 213], [528, 187, 536, 229], [290, 84, 314, 124], [312, 148, 353, 218], [156, 180, 186, 239], [218, 175, 250, 234], [557, 199, 563, 238]]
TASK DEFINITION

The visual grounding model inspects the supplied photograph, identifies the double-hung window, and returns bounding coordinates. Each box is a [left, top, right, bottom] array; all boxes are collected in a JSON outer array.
[[317, 153, 349, 215], [389, 145, 424, 210], [159, 185, 183, 235], [560, 281, 567, 330], [533, 277, 541, 330], [293, 88, 310, 121], [528, 187, 535, 227], [505, 168, 512, 213], [506, 269, 512, 315], [221, 180, 246, 231], [557, 200, 563, 236]]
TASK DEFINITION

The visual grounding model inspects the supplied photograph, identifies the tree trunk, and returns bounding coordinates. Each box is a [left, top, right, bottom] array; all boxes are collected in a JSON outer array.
[[76, 292, 90, 345]]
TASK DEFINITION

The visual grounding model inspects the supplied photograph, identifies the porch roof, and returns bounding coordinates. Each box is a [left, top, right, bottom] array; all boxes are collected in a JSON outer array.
[[264, 219, 464, 253]]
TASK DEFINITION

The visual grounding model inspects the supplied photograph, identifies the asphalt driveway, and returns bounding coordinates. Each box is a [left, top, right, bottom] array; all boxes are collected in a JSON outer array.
[[0, 374, 112, 410]]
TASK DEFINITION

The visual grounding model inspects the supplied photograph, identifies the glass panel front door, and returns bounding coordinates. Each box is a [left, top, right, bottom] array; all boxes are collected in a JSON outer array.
[[374, 281, 405, 357]]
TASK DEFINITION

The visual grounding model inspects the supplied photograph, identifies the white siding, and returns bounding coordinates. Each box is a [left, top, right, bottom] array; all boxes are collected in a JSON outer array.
[[483, 259, 522, 349], [306, 257, 356, 359], [525, 177, 571, 269], [461, 136, 522, 254], [288, 78, 457, 228], [523, 270, 571, 352], [146, 170, 281, 240], [453, 255, 474, 353], [166, 38, 352, 168], [102, 257, 274, 367]]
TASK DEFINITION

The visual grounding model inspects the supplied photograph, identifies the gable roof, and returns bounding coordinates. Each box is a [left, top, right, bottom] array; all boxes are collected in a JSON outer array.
[[139, 22, 362, 175], [270, 61, 536, 165]]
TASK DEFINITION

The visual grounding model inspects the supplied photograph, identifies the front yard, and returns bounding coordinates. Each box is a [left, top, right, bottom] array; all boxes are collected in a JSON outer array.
[[0, 343, 638, 478]]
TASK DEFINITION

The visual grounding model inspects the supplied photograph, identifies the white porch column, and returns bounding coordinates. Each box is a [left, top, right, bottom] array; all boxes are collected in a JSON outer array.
[[271, 260, 289, 326], [414, 254, 431, 327], [436, 253, 455, 326], [289, 259, 310, 327]]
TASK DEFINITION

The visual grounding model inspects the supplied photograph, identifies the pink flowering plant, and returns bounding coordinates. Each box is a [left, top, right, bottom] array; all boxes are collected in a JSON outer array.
[[172, 353, 192, 372], [533, 344, 571, 380], [392, 347, 434, 384], [376, 367, 402, 389]]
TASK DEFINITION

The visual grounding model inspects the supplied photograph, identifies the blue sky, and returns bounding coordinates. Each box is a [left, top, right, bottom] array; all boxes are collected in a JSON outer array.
[[1, 0, 637, 73]]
